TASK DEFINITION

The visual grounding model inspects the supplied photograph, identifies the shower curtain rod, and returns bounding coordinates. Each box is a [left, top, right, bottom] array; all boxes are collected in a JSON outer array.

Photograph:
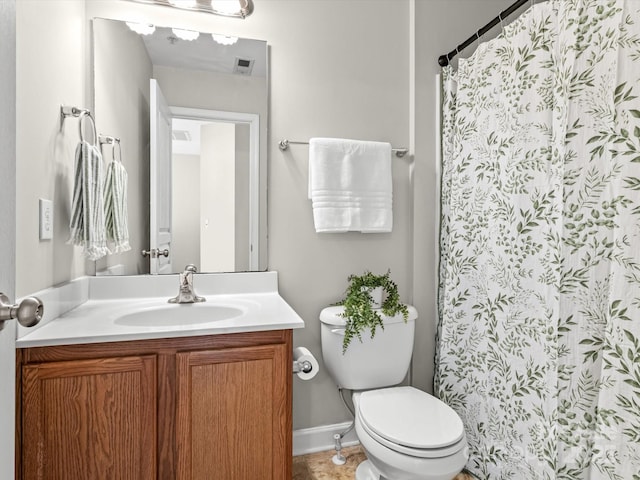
[[437, 0, 534, 67]]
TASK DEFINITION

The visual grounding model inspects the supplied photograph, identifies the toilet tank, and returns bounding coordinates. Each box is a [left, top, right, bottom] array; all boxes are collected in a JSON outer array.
[[320, 305, 418, 390]]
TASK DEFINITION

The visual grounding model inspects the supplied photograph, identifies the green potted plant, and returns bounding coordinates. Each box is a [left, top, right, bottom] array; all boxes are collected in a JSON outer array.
[[337, 270, 409, 353]]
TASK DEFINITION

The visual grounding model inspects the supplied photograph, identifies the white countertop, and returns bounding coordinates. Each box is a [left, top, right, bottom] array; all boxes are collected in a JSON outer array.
[[16, 272, 305, 348]]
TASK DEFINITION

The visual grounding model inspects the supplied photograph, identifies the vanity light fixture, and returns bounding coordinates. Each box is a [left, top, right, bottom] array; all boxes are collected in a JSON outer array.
[[126, 0, 254, 18], [212, 34, 239, 45], [125, 21, 156, 35], [211, 0, 251, 16], [171, 28, 200, 41]]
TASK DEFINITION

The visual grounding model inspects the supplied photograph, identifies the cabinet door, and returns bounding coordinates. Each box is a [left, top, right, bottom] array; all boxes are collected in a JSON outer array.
[[176, 343, 290, 480], [22, 355, 157, 480]]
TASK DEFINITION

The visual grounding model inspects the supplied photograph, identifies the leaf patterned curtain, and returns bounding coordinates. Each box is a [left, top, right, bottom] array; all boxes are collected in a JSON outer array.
[[437, 1, 640, 478]]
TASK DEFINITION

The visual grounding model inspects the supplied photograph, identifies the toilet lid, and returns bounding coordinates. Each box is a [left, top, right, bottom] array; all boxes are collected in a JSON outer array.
[[358, 387, 464, 450]]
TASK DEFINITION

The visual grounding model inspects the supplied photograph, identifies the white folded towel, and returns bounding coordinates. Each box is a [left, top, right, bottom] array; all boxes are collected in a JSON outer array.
[[104, 159, 131, 253], [309, 137, 393, 233], [68, 141, 110, 260]]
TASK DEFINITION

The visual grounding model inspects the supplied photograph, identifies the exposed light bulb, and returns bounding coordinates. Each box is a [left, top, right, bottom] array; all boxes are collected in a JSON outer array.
[[126, 22, 156, 35], [211, 34, 238, 46], [171, 28, 200, 41]]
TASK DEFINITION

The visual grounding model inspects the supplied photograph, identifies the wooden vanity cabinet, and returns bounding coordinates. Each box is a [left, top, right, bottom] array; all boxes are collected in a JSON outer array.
[[16, 330, 293, 480]]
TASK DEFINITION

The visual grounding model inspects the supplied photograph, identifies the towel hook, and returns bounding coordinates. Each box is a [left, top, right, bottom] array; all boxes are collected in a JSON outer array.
[[60, 105, 89, 125], [99, 134, 122, 162]]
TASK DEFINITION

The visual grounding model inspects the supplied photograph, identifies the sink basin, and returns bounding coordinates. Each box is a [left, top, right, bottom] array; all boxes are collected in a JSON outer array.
[[113, 303, 245, 327]]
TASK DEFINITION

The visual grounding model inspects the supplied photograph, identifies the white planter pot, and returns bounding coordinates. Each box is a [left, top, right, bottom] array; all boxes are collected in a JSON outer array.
[[362, 286, 384, 309]]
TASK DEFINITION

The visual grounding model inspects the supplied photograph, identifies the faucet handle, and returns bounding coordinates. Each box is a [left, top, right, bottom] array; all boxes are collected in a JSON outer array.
[[184, 264, 198, 273]]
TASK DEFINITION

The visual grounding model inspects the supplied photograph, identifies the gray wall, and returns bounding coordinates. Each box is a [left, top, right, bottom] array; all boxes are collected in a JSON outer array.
[[411, 0, 514, 394], [264, 1, 412, 428], [172, 153, 201, 271], [93, 18, 152, 275], [15, 0, 515, 432], [16, 0, 88, 295]]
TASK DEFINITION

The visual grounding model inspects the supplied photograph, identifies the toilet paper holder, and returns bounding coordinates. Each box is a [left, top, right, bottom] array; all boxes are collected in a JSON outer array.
[[293, 359, 314, 375], [292, 346, 319, 380]]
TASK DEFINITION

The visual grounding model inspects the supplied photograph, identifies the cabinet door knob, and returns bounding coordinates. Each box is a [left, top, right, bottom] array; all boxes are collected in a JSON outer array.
[[0, 293, 43, 329]]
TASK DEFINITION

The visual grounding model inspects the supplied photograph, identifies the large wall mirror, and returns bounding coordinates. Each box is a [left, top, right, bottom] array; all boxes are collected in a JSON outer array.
[[92, 17, 268, 275]]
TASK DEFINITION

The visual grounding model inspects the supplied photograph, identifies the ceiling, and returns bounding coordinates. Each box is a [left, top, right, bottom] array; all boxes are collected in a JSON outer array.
[[141, 25, 267, 77]]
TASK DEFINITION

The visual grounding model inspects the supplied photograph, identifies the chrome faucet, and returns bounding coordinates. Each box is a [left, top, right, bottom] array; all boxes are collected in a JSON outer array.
[[168, 264, 206, 304]]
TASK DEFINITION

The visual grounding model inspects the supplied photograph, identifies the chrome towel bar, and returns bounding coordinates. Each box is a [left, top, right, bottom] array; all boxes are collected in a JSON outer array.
[[278, 139, 409, 158]]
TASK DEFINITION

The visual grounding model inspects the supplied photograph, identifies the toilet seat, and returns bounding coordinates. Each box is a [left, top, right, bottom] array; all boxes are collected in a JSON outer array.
[[357, 386, 466, 459]]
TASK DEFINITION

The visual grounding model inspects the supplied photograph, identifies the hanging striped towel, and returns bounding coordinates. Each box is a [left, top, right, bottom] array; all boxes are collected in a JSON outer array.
[[103, 159, 131, 253], [68, 141, 110, 260]]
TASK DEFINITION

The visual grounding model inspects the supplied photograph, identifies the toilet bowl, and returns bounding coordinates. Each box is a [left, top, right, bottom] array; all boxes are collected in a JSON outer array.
[[352, 387, 468, 480]]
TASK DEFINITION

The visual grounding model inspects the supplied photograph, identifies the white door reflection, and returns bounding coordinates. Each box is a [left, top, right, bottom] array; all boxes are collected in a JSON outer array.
[[170, 110, 257, 273]]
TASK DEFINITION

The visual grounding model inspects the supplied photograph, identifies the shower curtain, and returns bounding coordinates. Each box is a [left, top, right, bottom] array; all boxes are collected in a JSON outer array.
[[437, 1, 640, 479]]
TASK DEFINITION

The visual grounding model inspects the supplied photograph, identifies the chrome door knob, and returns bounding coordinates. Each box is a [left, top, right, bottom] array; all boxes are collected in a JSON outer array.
[[0, 293, 44, 328]]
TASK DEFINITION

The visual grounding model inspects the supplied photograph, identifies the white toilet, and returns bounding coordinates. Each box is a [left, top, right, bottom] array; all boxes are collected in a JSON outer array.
[[320, 305, 468, 480]]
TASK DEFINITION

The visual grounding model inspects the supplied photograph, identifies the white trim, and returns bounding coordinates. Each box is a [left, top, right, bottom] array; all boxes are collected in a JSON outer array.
[[170, 106, 260, 271], [293, 422, 360, 457]]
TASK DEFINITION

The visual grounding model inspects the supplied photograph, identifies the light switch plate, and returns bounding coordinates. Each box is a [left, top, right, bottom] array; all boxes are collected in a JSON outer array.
[[39, 198, 53, 240]]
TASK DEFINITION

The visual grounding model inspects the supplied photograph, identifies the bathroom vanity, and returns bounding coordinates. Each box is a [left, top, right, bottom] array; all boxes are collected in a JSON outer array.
[[15, 273, 304, 480], [17, 330, 291, 479]]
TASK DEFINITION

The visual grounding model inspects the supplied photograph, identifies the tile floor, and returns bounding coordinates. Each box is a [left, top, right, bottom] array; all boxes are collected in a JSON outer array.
[[293, 445, 477, 479]]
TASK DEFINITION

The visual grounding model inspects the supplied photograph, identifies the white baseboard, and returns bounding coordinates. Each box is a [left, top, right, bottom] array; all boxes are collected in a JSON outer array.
[[293, 421, 360, 456]]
